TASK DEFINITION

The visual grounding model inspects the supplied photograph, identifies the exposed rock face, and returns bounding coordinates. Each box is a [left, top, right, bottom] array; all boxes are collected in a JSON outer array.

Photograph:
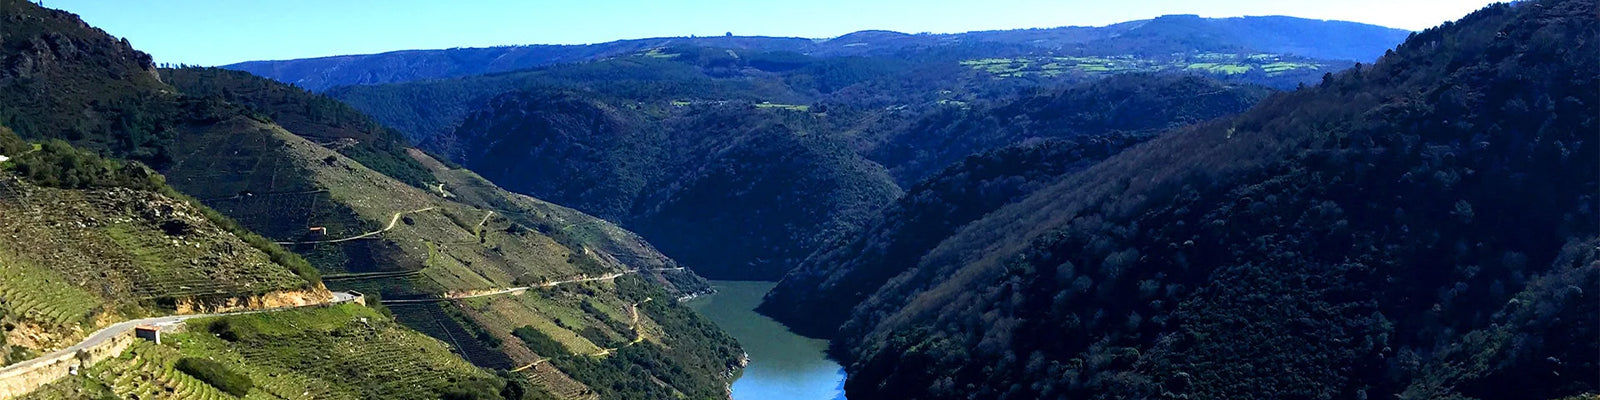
[[171, 285, 336, 314]]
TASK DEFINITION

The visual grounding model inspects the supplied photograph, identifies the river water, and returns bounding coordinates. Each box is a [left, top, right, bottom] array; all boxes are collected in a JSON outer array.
[[686, 280, 847, 400]]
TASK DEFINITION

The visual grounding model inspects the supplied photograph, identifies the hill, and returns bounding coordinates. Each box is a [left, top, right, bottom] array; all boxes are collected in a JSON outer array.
[[0, 1, 743, 398], [433, 90, 903, 280], [759, 74, 1271, 333], [159, 67, 435, 188], [224, 15, 1408, 91], [20, 304, 519, 400], [0, 128, 326, 369], [415, 73, 1267, 280], [797, 1, 1598, 399]]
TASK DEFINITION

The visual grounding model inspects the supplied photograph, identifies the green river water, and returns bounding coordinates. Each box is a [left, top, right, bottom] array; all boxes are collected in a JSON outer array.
[[686, 280, 847, 400]]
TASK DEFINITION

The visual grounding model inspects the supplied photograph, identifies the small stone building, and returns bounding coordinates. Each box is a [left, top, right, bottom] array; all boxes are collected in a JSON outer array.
[[133, 325, 161, 344]]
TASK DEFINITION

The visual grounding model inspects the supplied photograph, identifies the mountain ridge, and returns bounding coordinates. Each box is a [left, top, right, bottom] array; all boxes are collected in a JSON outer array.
[[224, 14, 1409, 91]]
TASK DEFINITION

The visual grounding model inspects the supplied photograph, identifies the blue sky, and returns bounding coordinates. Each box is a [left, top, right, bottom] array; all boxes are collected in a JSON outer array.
[[49, 0, 1496, 66]]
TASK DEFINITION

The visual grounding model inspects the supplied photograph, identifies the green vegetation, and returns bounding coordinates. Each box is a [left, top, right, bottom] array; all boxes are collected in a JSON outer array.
[[0, 3, 741, 400], [0, 137, 322, 284], [0, 125, 27, 157], [434, 89, 901, 279], [960, 53, 1328, 81], [512, 325, 569, 356], [84, 342, 238, 400], [753, 102, 810, 111], [175, 357, 253, 396], [161, 67, 435, 188], [819, 2, 1599, 399], [4, 140, 163, 191], [172, 304, 513, 400]]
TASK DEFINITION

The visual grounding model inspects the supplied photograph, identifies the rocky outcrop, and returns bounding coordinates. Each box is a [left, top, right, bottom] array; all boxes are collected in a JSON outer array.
[[171, 285, 335, 314]]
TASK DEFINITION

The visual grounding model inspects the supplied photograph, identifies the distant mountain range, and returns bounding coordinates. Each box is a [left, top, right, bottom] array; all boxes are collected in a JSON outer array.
[[225, 14, 1410, 91]]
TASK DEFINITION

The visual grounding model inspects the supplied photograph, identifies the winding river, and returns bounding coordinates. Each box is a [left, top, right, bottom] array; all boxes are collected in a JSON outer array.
[[686, 281, 847, 400]]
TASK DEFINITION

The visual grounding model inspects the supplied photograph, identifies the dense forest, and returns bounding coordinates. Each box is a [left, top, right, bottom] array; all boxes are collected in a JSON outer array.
[[793, 1, 1597, 399]]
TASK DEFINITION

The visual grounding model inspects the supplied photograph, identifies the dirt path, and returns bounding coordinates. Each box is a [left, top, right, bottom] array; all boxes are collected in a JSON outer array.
[[511, 297, 653, 372], [275, 207, 438, 245], [380, 272, 629, 305], [474, 211, 494, 237]]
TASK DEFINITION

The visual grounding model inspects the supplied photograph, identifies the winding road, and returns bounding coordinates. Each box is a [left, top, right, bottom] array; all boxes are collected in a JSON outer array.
[[0, 291, 360, 380], [275, 207, 438, 245]]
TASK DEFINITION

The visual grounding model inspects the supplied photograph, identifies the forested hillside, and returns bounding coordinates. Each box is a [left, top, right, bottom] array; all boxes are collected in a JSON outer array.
[[436, 89, 903, 279], [226, 15, 1407, 91], [811, 1, 1597, 399], [759, 75, 1270, 335]]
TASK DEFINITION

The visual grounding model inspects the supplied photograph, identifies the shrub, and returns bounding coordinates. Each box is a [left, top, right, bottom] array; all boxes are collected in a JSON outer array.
[[0, 125, 26, 157], [511, 326, 567, 357], [175, 357, 252, 396]]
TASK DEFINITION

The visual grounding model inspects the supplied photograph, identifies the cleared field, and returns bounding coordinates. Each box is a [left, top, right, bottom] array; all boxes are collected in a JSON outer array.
[[962, 53, 1327, 79]]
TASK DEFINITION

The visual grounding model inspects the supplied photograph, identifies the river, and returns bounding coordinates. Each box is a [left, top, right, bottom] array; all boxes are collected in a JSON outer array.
[[686, 280, 847, 400]]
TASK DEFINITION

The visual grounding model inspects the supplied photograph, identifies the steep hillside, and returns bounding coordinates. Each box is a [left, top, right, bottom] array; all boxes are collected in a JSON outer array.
[[866, 74, 1272, 184], [225, 15, 1407, 91], [761, 75, 1271, 334], [759, 135, 1146, 338], [430, 73, 1267, 280], [159, 67, 434, 188], [0, 2, 743, 398], [0, 0, 170, 166], [20, 304, 521, 400], [0, 128, 325, 368], [818, 1, 1597, 399], [437, 90, 902, 279]]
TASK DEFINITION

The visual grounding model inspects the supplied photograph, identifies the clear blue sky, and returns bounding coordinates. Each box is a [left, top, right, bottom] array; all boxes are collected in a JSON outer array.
[[48, 0, 1496, 66]]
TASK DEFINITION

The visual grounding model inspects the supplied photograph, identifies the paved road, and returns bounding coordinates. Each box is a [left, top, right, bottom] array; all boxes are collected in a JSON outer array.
[[0, 291, 360, 378]]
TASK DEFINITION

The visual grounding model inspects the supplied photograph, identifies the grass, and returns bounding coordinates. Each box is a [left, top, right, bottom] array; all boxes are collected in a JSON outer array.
[[34, 304, 505, 398], [1186, 62, 1254, 74], [962, 53, 1328, 79], [86, 341, 239, 400], [754, 102, 810, 112], [0, 253, 99, 329], [170, 304, 499, 400]]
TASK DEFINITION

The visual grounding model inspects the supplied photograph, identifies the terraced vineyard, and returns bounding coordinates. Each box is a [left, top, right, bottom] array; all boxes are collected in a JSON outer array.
[[387, 302, 516, 369], [14, 375, 117, 400], [0, 178, 308, 300], [0, 256, 99, 331], [87, 341, 240, 400], [167, 304, 502, 400], [0, 175, 316, 361]]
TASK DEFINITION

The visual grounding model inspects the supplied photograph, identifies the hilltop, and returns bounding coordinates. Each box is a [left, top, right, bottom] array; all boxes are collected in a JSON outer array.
[[225, 15, 1409, 91]]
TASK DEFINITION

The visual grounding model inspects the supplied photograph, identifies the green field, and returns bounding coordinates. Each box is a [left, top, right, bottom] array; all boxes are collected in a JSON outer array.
[[962, 53, 1326, 79]]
